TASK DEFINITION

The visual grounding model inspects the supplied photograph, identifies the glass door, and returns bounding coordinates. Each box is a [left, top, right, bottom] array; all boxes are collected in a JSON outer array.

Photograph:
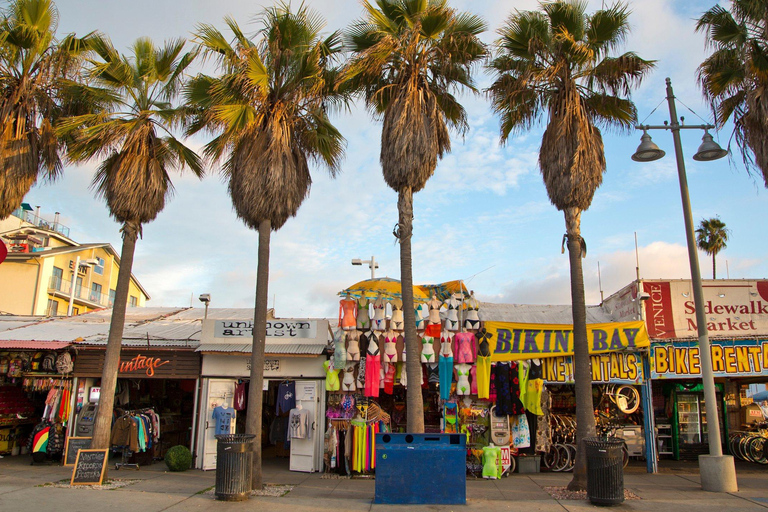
[[677, 394, 701, 444]]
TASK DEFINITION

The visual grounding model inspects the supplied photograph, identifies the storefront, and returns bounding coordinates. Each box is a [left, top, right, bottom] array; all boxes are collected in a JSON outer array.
[[195, 318, 330, 472], [649, 337, 768, 459], [71, 345, 201, 465], [326, 287, 654, 477], [0, 341, 75, 460]]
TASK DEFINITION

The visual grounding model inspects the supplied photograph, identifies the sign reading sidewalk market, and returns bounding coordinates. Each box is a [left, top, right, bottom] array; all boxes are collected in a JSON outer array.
[[651, 339, 768, 379], [484, 321, 650, 362]]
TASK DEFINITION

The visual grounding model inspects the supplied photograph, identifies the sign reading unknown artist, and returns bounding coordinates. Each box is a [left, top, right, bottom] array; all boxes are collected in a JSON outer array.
[[484, 321, 650, 362], [651, 339, 768, 379], [215, 320, 317, 339]]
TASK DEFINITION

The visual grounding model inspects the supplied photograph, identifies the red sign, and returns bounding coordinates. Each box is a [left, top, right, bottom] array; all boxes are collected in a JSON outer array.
[[0, 241, 6, 265], [643, 282, 676, 338], [119, 354, 170, 377]]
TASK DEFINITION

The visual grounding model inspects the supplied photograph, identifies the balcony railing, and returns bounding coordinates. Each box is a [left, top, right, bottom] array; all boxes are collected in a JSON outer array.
[[49, 276, 112, 308], [11, 208, 70, 238]]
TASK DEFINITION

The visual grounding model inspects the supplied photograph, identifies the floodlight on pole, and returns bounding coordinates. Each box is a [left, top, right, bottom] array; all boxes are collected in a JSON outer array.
[[351, 256, 379, 279], [631, 78, 736, 492], [67, 256, 100, 316]]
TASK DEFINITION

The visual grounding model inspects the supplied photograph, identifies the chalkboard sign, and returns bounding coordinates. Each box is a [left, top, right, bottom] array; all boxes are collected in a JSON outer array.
[[71, 449, 109, 485], [64, 437, 92, 466]]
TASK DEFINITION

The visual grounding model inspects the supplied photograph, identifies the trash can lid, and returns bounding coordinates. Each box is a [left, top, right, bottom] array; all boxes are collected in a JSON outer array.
[[215, 434, 257, 442], [584, 436, 625, 448]]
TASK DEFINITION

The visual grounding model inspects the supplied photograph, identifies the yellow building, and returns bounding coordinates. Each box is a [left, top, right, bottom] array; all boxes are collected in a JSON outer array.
[[0, 207, 150, 316]]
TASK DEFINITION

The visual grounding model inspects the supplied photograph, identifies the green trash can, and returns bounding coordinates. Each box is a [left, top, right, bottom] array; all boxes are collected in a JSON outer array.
[[214, 434, 256, 501], [584, 437, 624, 506]]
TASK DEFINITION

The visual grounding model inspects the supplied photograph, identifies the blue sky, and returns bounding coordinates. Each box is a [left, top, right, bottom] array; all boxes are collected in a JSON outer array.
[[19, 0, 768, 318]]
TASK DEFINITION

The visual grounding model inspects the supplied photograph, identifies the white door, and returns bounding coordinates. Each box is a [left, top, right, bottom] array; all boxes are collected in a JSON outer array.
[[201, 378, 236, 470], [290, 380, 322, 472]]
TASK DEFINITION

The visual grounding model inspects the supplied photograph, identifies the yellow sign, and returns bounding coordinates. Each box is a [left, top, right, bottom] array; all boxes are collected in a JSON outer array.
[[485, 321, 650, 362], [542, 352, 644, 384], [651, 340, 768, 379]]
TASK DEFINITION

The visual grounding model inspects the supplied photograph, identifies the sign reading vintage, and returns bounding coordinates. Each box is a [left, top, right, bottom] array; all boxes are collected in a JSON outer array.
[[643, 280, 768, 339], [542, 352, 644, 384], [484, 321, 649, 362], [119, 353, 170, 377], [215, 320, 317, 339], [650, 339, 768, 379]]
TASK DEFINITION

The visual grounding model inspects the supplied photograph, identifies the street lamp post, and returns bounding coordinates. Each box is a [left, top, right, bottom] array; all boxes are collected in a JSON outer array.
[[632, 78, 737, 492], [351, 256, 379, 279], [67, 256, 99, 316]]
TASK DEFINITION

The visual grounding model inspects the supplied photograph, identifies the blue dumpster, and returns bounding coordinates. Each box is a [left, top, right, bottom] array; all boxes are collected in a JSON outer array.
[[374, 433, 466, 505]]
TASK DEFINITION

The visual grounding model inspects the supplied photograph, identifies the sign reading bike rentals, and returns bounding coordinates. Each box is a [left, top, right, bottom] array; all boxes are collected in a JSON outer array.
[[651, 339, 768, 379], [643, 279, 768, 339], [542, 352, 644, 384], [484, 320, 650, 361], [214, 320, 317, 339]]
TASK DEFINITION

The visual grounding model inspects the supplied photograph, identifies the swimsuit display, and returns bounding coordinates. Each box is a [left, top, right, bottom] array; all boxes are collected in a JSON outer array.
[[455, 364, 471, 396], [390, 298, 404, 330], [420, 336, 436, 363], [324, 360, 341, 391], [439, 354, 454, 400], [356, 298, 371, 330], [444, 296, 461, 331], [493, 361, 525, 416], [453, 332, 477, 363], [464, 293, 481, 330], [383, 333, 398, 362], [342, 365, 357, 391], [415, 303, 429, 330], [346, 331, 361, 361], [333, 331, 347, 369], [339, 297, 357, 331], [372, 297, 387, 330], [365, 336, 381, 397]]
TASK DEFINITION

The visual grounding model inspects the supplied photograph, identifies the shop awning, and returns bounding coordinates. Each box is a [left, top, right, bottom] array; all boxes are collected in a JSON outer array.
[[196, 343, 326, 356], [0, 340, 71, 350]]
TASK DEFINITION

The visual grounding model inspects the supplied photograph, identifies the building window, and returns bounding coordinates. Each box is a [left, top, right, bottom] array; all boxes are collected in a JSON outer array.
[[90, 282, 102, 303], [129, 296, 138, 307], [94, 257, 105, 275], [75, 276, 83, 298], [46, 299, 58, 316], [51, 266, 63, 291], [72, 307, 79, 315], [109, 289, 116, 307]]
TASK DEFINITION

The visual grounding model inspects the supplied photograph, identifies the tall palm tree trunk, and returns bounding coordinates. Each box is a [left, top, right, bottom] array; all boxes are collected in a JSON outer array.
[[398, 187, 424, 433], [712, 254, 716, 279], [246, 219, 270, 490], [91, 221, 139, 451], [564, 208, 595, 492]]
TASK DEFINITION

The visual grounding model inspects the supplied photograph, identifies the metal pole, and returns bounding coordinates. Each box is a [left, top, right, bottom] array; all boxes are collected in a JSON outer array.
[[665, 78, 723, 457], [370, 255, 376, 279], [67, 255, 80, 316]]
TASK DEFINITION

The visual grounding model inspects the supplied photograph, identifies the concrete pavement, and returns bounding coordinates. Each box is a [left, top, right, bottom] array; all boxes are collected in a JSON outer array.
[[0, 455, 766, 511]]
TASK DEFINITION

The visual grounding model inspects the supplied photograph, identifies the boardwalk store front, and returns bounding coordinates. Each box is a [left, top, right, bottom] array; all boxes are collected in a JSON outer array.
[[0, 342, 75, 460], [640, 279, 768, 460], [196, 319, 329, 472], [649, 338, 768, 460], [484, 320, 655, 471], [71, 347, 201, 464]]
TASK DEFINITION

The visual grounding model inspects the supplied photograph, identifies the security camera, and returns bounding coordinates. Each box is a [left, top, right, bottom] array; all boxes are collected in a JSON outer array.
[[638, 292, 651, 301], [199, 294, 211, 304]]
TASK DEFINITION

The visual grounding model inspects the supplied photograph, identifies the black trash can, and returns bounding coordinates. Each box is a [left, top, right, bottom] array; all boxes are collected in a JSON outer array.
[[584, 437, 624, 506], [214, 434, 256, 501]]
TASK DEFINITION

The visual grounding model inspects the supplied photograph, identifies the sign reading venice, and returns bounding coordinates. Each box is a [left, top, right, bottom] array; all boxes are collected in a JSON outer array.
[[484, 321, 650, 362]]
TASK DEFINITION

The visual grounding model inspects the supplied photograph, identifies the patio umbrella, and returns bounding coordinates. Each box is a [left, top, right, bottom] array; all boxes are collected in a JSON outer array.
[[752, 390, 768, 402], [340, 277, 430, 303]]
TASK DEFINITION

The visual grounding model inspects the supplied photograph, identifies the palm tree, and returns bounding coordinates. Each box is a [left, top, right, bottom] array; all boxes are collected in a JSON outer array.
[[696, 0, 768, 187], [487, 0, 653, 490], [185, 4, 345, 489], [0, 0, 93, 218], [343, 0, 485, 432], [57, 37, 202, 450], [696, 217, 730, 279]]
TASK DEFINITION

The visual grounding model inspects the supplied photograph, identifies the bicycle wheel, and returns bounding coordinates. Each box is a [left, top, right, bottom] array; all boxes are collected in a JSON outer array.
[[543, 447, 559, 470], [553, 444, 570, 472], [565, 444, 577, 472], [747, 437, 767, 464], [616, 385, 640, 414], [622, 443, 629, 468]]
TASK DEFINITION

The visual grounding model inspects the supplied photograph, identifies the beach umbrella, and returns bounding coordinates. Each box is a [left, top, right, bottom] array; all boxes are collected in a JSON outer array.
[[340, 277, 430, 302]]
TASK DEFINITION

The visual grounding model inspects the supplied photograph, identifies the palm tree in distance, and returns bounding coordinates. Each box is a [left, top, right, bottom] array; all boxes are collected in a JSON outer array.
[[696, 217, 730, 279], [343, 0, 486, 432], [487, 0, 653, 490], [696, 0, 768, 187], [0, 0, 93, 218], [58, 37, 202, 450], [185, 4, 345, 489]]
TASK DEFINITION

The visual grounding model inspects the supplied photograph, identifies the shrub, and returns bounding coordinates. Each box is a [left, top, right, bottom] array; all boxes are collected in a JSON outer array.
[[165, 445, 192, 472]]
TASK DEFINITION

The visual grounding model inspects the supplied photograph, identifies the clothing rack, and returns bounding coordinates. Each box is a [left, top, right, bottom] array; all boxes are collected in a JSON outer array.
[[112, 407, 158, 471]]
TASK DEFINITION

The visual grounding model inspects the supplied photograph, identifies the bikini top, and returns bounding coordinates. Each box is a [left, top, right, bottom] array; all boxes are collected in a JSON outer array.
[[391, 299, 403, 311], [428, 300, 441, 311], [475, 328, 492, 356], [422, 337, 434, 345], [455, 364, 471, 377]]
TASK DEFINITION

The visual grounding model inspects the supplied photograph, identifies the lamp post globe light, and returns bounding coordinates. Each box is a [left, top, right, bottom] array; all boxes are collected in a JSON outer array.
[[631, 78, 737, 492]]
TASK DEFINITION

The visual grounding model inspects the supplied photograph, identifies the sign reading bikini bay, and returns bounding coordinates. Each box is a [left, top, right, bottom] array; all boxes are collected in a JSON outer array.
[[215, 320, 317, 339], [484, 320, 650, 362]]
